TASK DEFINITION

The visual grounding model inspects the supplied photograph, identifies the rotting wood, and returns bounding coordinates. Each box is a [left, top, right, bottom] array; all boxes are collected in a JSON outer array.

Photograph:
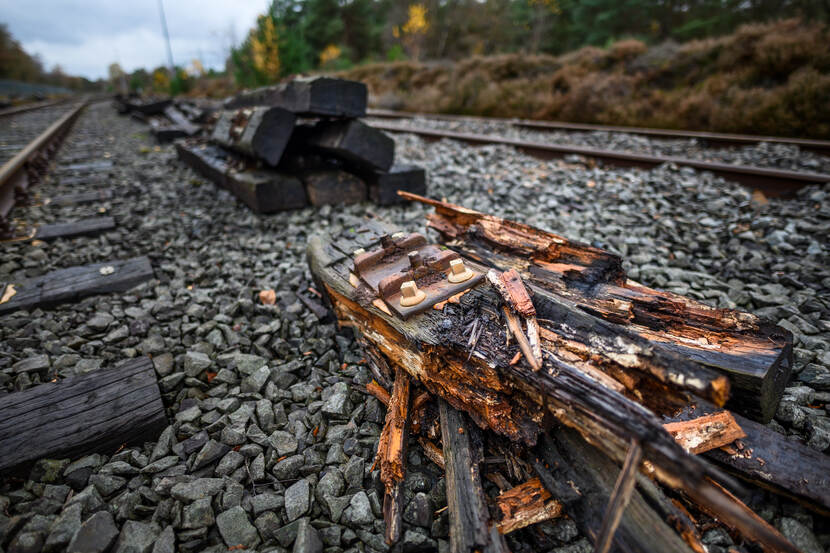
[[303, 169, 367, 206], [376, 367, 411, 545], [532, 428, 696, 553], [439, 400, 510, 553], [664, 411, 746, 454], [418, 437, 445, 469], [307, 216, 803, 551], [366, 380, 391, 406], [0, 357, 167, 474], [0, 256, 153, 315], [495, 477, 563, 534], [400, 191, 792, 422]]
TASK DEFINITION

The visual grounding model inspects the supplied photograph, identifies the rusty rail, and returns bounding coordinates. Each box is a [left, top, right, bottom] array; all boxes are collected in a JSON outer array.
[[0, 101, 87, 238], [367, 109, 830, 156], [369, 122, 830, 197]]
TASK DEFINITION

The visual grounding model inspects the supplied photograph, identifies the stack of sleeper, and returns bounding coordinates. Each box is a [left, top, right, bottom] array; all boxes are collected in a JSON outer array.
[[174, 77, 427, 212]]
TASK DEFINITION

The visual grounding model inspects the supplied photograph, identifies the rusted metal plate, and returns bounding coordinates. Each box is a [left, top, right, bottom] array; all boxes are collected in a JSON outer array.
[[352, 231, 484, 319]]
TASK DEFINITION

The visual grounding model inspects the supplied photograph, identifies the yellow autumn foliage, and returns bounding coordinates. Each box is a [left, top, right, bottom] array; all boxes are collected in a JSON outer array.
[[251, 15, 280, 77], [320, 44, 342, 66]]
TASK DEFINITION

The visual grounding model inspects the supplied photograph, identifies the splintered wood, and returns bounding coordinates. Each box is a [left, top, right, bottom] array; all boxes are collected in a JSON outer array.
[[664, 411, 746, 454], [376, 368, 411, 545], [306, 199, 821, 553], [496, 478, 563, 534]]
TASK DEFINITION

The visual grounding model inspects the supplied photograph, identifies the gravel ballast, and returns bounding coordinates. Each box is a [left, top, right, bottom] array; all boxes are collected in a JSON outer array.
[[0, 101, 828, 553]]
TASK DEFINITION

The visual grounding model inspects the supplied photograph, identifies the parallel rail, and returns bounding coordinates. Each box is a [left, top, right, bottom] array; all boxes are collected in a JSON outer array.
[[0, 102, 86, 237], [369, 122, 830, 197], [0, 99, 68, 119], [367, 109, 830, 156]]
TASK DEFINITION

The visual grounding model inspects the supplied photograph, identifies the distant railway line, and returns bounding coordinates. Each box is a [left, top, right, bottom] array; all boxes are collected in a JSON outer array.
[[366, 113, 830, 197]]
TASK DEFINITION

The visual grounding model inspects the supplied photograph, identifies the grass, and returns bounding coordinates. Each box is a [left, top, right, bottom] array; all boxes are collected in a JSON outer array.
[[339, 19, 830, 139]]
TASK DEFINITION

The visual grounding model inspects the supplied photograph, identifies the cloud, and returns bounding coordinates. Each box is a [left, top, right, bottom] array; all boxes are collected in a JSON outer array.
[[5, 0, 268, 79]]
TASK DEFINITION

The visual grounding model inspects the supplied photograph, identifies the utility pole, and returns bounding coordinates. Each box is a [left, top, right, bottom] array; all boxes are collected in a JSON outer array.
[[157, 0, 175, 76]]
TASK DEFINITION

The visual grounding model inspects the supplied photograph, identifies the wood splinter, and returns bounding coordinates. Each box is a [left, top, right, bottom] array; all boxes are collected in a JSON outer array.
[[496, 477, 563, 534], [376, 367, 411, 545], [595, 439, 644, 553], [664, 411, 746, 455], [488, 268, 542, 370]]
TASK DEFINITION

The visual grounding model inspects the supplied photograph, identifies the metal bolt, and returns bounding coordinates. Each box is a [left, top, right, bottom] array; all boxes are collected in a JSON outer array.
[[399, 280, 426, 307], [447, 258, 474, 283], [408, 251, 423, 269]]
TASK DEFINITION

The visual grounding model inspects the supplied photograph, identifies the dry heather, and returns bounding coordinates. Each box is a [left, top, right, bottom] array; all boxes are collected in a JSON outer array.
[[340, 19, 830, 138]]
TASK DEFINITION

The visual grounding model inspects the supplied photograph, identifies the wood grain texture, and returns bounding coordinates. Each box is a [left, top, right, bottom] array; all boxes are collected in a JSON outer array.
[[664, 411, 746, 454], [303, 169, 367, 206], [367, 164, 427, 206], [0, 357, 167, 473], [495, 478, 562, 534], [377, 367, 411, 545], [0, 256, 153, 315], [439, 400, 509, 553]]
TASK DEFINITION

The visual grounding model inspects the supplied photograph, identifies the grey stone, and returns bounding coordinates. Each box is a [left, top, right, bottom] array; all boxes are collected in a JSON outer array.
[[89, 474, 126, 497], [403, 493, 431, 527], [151, 526, 175, 553], [343, 456, 364, 490], [14, 355, 50, 373], [141, 456, 180, 474], [191, 440, 230, 470], [233, 354, 267, 375], [269, 431, 299, 456], [324, 495, 351, 522], [170, 478, 225, 502], [43, 503, 82, 552], [322, 392, 351, 417], [317, 468, 345, 500], [8, 531, 44, 553], [216, 506, 260, 549], [66, 511, 118, 553], [274, 455, 305, 480], [778, 517, 822, 553], [253, 511, 281, 542], [241, 366, 271, 393], [112, 521, 159, 553], [184, 351, 212, 377], [285, 479, 311, 521], [294, 518, 323, 553], [347, 491, 373, 526], [251, 493, 283, 515], [215, 450, 245, 476], [182, 498, 215, 529]]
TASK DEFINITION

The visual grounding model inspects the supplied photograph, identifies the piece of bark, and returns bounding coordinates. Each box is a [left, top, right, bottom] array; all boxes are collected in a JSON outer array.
[[366, 380, 391, 406], [376, 368, 411, 545], [306, 119, 394, 172], [303, 169, 367, 206], [368, 164, 427, 205], [439, 400, 509, 553], [34, 217, 116, 241], [224, 76, 367, 117], [0, 256, 153, 315], [307, 219, 799, 549], [0, 357, 167, 473], [418, 437, 445, 469], [664, 411, 746, 454], [495, 478, 563, 534], [402, 192, 791, 422], [210, 107, 295, 166]]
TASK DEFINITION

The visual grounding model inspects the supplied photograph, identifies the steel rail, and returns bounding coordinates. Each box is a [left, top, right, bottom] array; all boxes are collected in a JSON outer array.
[[0, 99, 69, 119], [370, 122, 830, 197], [0, 101, 87, 237], [367, 109, 830, 156]]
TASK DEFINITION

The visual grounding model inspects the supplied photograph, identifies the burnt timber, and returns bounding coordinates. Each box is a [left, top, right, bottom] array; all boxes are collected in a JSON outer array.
[[307, 205, 811, 552], [210, 106, 296, 166], [0, 357, 167, 474]]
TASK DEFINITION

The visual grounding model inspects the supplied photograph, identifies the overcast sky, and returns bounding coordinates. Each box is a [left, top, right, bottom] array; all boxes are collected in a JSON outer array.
[[3, 0, 269, 80]]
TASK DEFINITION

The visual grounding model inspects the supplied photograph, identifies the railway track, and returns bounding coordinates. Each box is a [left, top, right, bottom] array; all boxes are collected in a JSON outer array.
[[0, 99, 86, 238], [368, 108, 830, 156], [367, 111, 830, 196]]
